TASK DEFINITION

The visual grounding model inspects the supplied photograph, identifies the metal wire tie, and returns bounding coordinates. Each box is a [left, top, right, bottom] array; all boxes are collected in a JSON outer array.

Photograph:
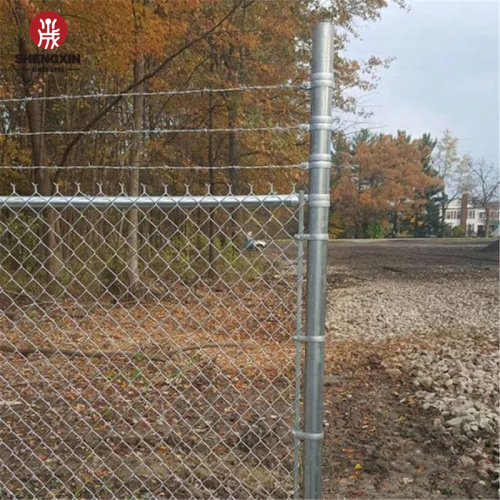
[[307, 194, 330, 208], [306, 161, 332, 170], [300, 73, 334, 90], [292, 430, 324, 440], [306, 115, 335, 132], [299, 123, 338, 132], [293, 335, 325, 343], [294, 233, 329, 241]]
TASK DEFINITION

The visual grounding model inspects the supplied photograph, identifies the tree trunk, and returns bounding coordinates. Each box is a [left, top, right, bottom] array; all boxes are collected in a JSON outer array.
[[126, 58, 143, 293], [15, 18, 63, 291], [226, 2, 247, 249], [227, 103, 242, 250], [485, 207, 491, 237], [228, 103, 240, 190], [392, 210, 399, 237], [441, 202, 447, 238], [126, 2, 145, 294], [207, 48, 216, 279]]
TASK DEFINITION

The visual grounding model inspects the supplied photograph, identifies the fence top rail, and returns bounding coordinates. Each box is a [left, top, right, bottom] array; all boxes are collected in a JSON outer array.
[[0, 193, 304, 210]]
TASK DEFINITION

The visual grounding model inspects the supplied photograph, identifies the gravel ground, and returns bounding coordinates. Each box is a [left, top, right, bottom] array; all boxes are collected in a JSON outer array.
[[321, 239, 499, 498]]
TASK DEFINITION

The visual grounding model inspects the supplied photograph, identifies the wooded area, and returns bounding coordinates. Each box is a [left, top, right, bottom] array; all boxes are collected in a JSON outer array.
[[0, 0, 399, 292], [0, 0, 497, 292]]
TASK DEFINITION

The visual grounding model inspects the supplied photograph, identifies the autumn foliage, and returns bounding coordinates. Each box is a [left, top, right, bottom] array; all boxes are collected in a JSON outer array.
[[0, 0, 443, 243], [0, 0, 399, 192], [332, 131, 442, 238]]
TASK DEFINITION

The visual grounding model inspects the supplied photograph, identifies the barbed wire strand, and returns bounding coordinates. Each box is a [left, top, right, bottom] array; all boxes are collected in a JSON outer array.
[[0, 84, 301, 104], [0, 164, 304, 171], [0, 125, 389, 139], [1, 125, 301, 137]]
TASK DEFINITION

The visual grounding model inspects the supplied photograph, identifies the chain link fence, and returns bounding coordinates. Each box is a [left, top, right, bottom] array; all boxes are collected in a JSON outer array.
[[0, 188, 304, 498], [0, 18, 334, 499]]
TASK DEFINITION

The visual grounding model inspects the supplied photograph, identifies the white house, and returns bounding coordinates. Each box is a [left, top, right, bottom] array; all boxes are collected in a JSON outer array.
[[445, 198, 500, 237]]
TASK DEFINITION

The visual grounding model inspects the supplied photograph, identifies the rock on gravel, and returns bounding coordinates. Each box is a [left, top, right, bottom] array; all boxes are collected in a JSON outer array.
[[325, 269, 499, 443], [324, 262, 498, 482], [396, 335, 499, 442], [385, 368, 402, 378], [460, 456, 475, 468]]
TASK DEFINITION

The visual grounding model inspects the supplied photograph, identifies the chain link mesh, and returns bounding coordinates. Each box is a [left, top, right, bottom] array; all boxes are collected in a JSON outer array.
[[0, 187, 302, 499]]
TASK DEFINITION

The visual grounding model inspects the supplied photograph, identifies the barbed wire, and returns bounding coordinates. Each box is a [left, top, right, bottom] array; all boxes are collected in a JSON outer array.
[[0, 84, 301, 104], [1, 124, 301, 137], [0, 164, 304, 171], [0, 124, 389, 139]]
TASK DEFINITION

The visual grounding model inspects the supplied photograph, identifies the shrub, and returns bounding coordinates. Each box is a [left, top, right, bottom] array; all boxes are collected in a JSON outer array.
[[0, 212, 42, 273], [156, 235, 265, 284], [328, 211, 344, 239], [363, 221, 385, 239], [451, 226, 465, 238]]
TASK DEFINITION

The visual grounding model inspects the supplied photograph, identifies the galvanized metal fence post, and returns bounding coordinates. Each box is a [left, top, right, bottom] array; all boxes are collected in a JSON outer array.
[[303, 22, 334, 499]]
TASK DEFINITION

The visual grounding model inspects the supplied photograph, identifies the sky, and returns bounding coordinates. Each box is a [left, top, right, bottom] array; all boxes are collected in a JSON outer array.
[[342, 0, 499, 168]]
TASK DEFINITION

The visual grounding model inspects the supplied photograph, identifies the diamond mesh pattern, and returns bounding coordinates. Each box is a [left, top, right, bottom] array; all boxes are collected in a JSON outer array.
[[0, 188, 300, 499]]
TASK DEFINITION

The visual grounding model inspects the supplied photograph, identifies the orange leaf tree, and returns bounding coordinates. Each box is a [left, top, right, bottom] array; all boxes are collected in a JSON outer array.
[[332, 131, 442, 238]]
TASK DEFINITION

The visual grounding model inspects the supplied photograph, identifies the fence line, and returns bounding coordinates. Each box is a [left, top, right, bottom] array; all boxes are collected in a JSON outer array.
[[0, 83, 301, 104], [1, 124, 302, 137], [0, 188, 302, 498], [0, 20, 335, 498], [0, 164, 304, 171]]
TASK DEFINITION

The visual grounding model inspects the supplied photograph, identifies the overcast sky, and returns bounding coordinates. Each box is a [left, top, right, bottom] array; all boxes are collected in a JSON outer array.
[[342, 0, 499, 167]]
